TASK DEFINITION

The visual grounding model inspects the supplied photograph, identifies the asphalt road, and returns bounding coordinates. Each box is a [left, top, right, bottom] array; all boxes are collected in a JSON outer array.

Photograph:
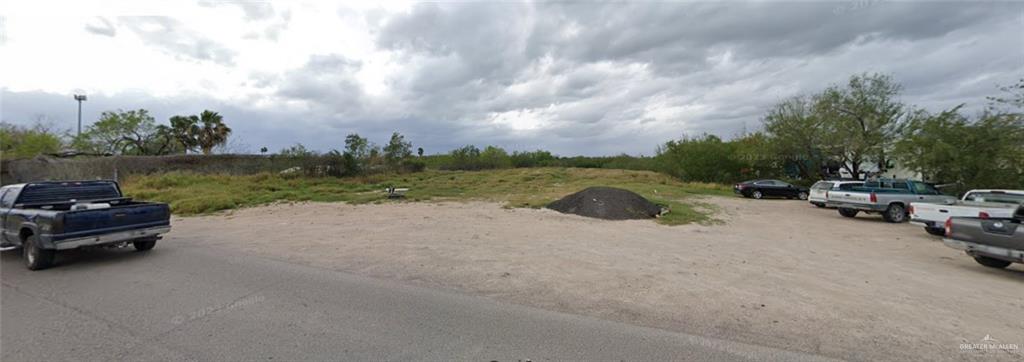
[[1, 241, 836, 361]]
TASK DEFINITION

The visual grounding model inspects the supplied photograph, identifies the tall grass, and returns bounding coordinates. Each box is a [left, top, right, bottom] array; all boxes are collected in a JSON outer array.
[[122, 167, 732, 225]]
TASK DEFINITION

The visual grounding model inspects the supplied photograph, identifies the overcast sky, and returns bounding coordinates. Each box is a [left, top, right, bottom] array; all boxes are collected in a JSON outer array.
[[1, 1, 1021, 156]]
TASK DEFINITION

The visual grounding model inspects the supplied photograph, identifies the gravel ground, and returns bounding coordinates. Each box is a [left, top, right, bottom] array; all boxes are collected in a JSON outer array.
[[169, 197, 1024, 361]]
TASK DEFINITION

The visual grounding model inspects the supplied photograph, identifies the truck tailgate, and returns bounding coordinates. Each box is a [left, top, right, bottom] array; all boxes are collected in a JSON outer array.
[[58, 203, 171, 240], [950, 218, 1024, 251], [914, 202, 1020, 223]]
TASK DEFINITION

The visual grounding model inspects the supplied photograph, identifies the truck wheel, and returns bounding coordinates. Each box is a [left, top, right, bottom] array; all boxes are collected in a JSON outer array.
[[751, 190, 763, 199], [23, 235, 55, 270], [838, 208, 859, 218], [973, 256, 1012, 269], [882, 204, 907, 223], [925, 227, 946, 236], [797, 192, 808, 200], [133, 239, 157, 252]]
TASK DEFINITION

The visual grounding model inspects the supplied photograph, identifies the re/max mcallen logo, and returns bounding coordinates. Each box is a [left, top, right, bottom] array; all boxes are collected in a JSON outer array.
[[960, 335, 1020, 352]]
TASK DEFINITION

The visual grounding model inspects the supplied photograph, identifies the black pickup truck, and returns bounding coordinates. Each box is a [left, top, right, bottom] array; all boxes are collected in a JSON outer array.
[[0, 180, 171, 270], [943, 205, 1024, 270]]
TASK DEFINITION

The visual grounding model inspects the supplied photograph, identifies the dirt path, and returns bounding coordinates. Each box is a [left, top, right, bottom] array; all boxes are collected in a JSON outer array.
[[168, 197, 1023, 361]]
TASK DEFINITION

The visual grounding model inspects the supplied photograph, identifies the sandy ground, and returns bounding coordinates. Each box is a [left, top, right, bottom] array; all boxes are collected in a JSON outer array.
[[168, 197, 1023, 361]]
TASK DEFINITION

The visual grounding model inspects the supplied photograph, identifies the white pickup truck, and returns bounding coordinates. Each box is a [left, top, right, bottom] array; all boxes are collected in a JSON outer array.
[[910, 189, 1024, 236]]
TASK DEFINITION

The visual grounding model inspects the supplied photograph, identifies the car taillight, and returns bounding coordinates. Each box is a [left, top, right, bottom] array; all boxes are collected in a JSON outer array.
[[869, 192, 877, 203], [979, 211, 990, 219], [945, 218, 953, 237], [825, 191, 829, 199], [908, 205, 915, 215]]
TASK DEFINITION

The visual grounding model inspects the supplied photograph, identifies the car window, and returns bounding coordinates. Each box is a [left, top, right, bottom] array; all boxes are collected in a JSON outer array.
[[0, 188, 17, 208], [964, 192, 1022, 203], [812, 182, 833, 190], [892, 182, 910, 190], [912, 182, 936, 194], [836, 183, 862, 191]]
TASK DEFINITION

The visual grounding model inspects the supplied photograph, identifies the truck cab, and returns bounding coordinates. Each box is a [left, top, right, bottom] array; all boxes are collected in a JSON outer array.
[[825, 179, 956, 223]]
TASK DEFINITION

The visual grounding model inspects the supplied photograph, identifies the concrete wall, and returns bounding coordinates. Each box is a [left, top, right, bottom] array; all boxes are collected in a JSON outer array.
[[0, 155, 339, 185]]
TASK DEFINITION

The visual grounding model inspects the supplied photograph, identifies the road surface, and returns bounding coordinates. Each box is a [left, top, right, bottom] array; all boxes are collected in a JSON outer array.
[[1, 241, 835, 361]]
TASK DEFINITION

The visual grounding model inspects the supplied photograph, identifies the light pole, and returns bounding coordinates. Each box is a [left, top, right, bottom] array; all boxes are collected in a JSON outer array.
[[73, 94, 87, 137]]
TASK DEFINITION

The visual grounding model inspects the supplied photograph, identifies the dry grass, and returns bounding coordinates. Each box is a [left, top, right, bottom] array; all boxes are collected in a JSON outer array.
[[121, 167, 732, 225]]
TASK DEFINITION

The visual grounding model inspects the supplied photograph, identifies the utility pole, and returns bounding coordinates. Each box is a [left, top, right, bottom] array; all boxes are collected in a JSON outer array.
[[73, 94, 87, 137]]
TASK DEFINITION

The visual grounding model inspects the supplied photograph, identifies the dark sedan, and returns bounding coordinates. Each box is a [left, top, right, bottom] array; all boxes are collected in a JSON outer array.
[[733, 179, 809, 200]]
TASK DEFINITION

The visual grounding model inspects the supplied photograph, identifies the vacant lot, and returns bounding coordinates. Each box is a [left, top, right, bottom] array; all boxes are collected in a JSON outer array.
[[168, 196, 1022, 362], [121, 168, 728, 225]]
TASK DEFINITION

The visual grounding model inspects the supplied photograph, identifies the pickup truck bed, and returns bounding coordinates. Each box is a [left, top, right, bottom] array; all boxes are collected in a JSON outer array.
[[910, 189, 1024, 236], [943, 206, 1024, 269]]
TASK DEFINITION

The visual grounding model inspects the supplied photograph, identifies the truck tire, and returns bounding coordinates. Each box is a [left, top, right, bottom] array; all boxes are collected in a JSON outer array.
[[882, 204, 907, 223], [973, 256, 1012, 269], [751, 190, 763, 199], [133, 239, 157, 252], [23, 235, 55, 270], [925, 227, 946, 236], [838, 208, 859, 218]]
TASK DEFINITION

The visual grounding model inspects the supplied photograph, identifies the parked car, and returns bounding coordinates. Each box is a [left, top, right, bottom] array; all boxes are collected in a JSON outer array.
[[0, 180, 171, 270], [808, 180, 864, 208], [910, 189, 1024, 236], [733, 179, 809, 200], [825, 179, 956, 223], [943, 205, 1024, 269]]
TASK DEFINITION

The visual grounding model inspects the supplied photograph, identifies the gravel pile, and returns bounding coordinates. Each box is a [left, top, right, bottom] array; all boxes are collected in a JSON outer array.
[[547, 187, 663, 220]]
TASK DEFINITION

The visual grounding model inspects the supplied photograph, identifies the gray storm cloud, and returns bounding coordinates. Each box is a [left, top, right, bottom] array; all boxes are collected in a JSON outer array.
[[3, 1, 1022, 156]]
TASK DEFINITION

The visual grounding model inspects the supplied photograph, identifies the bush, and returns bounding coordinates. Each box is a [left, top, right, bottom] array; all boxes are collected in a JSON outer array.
[[511, 150, 556, 168]]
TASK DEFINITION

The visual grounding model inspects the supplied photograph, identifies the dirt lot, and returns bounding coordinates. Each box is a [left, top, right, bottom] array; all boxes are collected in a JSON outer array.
[[168, 197, 1023, 361]]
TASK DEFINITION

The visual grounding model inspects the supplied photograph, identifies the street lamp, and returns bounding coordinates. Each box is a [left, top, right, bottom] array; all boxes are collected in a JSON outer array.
[[73, 94, 87, 137]]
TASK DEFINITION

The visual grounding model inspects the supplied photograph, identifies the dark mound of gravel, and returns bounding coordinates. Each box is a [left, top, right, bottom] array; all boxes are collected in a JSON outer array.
[[547, 187, 663, 220]]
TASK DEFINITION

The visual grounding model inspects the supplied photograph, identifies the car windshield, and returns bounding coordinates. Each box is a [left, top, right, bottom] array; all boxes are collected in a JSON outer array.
[[964, 192, 1024, 204], [811, 182, 833, 190]]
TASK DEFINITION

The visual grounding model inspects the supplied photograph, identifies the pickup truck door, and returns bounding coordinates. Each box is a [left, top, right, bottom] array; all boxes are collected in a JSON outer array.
[[0, 188, 13, 244]]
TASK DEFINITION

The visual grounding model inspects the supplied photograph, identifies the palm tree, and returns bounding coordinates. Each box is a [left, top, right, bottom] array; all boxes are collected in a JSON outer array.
[[169, 115, 201, 153], [196, 110, 232, 155]]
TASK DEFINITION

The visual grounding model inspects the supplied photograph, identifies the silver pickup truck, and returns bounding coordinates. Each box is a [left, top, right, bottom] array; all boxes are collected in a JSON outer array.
[[943, 205, 1024, 269], [826, 179, 957, 223]]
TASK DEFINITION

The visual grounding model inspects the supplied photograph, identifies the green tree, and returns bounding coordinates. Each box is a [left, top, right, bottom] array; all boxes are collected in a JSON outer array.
[[656, 134, 743, 183], [168, 115, 201, 153], [816, 73, 907, 178], [479, 146, 512, 169], [449, 145, 482, 170], [895, 105, 1024, 193], [195, 110, 231, 155], [761, 95, 831, 179], [383, 132, 413, 166], [0, 122, 64, 158], [344, 133, 369, 158], [74, 109, 180, 155]]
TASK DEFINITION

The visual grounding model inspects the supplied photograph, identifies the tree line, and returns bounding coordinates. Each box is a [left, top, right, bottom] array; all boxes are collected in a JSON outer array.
[[1, 109, 233, 157], [655, 74, 1023, 193], [3, 74, 1020, 192]]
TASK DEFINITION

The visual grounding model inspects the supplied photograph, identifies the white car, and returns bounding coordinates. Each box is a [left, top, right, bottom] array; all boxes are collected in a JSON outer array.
[[808, 180, 865, 208], [910, 189, 1024, 236]]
